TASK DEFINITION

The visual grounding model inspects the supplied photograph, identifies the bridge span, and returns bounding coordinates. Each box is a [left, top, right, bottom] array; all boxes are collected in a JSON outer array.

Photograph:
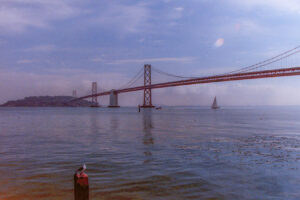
[[73, 46, 300, 107]]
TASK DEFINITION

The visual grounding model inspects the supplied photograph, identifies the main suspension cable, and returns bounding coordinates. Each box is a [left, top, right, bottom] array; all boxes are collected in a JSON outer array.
[[118, 67, 144, 89], [233, 49, 300, 74], [223, 45, 300, 75], [152, 67, 197, 79], [153, 45, 300, 80]]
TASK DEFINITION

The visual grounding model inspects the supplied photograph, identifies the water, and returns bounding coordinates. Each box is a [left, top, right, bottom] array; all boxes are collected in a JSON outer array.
[[1, 106, 300, 200]]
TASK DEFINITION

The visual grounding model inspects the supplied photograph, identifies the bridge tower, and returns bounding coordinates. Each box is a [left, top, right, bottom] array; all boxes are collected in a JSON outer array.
[[141, 64, 155, 108], [91, 82, 99, 106], [72, 90, 77, 98]]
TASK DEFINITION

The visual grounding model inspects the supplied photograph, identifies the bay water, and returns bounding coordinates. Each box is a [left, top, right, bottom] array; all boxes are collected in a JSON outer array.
[[1, 107, 300, 200]]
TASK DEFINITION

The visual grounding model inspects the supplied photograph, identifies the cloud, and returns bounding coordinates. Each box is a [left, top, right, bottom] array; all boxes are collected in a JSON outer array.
[[90, 58, 103, 63], [0, 39, 6, 45], [89, 54, 107, 63], [214, 38, 224, 47], [174, 7, 184, 12], [22, 44, 56, 52], [0, 0, 78, 33], [106, 57, 196, 65], [236, 20, 266, 34], [91, 2, 150, 34], [229, 0, 300, 13], [16, 59, 34, 64], [217, 19, 269, 38]]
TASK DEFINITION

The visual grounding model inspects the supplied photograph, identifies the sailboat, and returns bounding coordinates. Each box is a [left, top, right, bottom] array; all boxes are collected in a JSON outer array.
[[211, 96, 220, 109]]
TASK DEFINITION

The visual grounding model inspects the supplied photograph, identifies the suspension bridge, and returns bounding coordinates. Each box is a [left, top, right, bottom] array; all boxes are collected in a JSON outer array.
[[73, 46, 300, 107]]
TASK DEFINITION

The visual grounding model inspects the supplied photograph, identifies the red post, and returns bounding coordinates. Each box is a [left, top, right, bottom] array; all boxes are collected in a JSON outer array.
[[74, 165, 89, 200], [142, 64, 154, 108]]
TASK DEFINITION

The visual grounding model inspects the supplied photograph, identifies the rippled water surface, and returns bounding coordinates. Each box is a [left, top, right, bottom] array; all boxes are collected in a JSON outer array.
[[1, 106, 300, 200]]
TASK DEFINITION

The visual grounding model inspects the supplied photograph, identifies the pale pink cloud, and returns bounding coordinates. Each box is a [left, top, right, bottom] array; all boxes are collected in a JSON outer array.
[[214, 38, 224, 47]]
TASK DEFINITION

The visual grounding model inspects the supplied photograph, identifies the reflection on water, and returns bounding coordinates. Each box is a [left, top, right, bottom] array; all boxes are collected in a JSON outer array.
[[1, 107, 300, 200], [110, 114, 119, 131], [142, 109, 154, 162], [89, 109, 101, 136]]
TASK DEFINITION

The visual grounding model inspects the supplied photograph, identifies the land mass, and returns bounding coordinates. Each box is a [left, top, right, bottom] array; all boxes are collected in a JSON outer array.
[[1, 96, 93, 107]]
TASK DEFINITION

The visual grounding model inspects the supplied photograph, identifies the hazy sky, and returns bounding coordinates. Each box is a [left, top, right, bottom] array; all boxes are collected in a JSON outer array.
[[1, 0, 300, 106]]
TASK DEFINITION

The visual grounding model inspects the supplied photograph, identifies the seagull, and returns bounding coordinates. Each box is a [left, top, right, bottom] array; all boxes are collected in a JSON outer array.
[[76, 164, 86, 174]]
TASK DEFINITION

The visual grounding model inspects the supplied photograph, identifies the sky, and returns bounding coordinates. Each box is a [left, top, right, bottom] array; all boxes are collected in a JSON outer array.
[[1, 0, 300, 106]]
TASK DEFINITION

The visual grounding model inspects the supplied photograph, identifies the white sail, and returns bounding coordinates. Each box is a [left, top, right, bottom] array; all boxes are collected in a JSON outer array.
[[211, 96, 220, 109]]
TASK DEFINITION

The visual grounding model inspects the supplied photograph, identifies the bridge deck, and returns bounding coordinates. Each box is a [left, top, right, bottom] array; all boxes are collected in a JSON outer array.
[[75, 66, 300, 100]]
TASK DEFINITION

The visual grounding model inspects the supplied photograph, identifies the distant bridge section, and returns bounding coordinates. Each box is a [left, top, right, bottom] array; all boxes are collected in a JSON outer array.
[[74, 66, 300, 105], [73, 46, 300, 107]]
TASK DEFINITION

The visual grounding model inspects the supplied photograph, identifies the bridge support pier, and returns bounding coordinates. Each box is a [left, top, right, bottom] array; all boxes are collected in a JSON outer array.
[[108, 90, 120, 108], [141, 64, 155, 108], [91, 82, 100, 107]]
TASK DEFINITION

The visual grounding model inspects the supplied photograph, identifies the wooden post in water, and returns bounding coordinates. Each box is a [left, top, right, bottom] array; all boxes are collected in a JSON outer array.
[[74, 164, 89, 200]]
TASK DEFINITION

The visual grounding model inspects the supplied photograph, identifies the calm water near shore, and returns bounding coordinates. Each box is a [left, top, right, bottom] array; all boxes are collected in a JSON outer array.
[[1, 106, 300, 200]]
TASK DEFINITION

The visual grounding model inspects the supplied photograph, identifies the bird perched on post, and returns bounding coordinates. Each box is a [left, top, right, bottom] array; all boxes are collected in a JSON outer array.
[[76, 164, 86, 174]]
